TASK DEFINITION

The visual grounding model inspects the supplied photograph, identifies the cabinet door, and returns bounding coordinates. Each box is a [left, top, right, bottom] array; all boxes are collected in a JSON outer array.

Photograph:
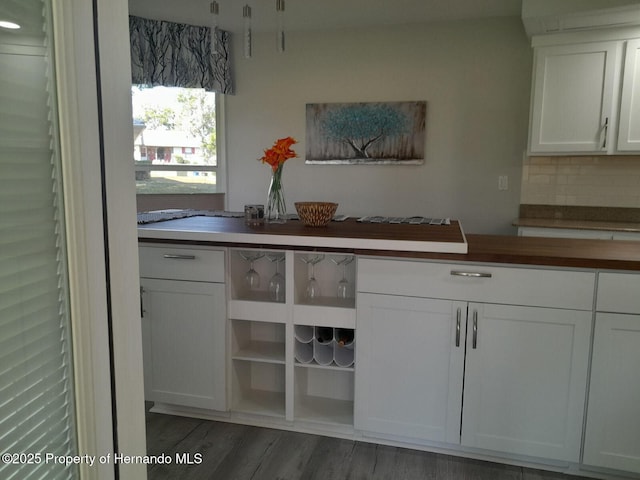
[[583, 313, 640, 474], [355, 294, 465, 443], [461, 303, 591, 462], [618, 39, 640, 151], [141, 278, 226, 411], [530, 42, 620, 153]]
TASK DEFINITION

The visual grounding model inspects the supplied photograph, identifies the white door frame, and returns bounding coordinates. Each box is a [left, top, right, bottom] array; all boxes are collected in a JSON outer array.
[[54, 1, 147, 478]]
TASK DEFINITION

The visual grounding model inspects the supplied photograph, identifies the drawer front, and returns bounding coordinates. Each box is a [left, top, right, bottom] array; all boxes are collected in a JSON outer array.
[[139, 245, 225, 282], [597, 272, 640, 314], [358, 258, 595, 310]]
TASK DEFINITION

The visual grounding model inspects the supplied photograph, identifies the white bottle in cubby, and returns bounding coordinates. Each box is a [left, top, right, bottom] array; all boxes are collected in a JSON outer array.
[[293, 325, 355, 369]]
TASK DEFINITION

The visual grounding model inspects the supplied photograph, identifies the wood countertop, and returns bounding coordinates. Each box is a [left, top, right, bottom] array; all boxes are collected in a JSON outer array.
[[138, 216, 640, 271], [365, 234, 640, 271], [138, 216, 468, 254]]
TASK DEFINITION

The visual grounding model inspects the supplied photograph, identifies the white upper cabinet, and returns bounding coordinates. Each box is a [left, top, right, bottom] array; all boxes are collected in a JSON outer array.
[[529, 29, 640, 155], [618, 39, 640, 151], [529, 41, 621, 154]]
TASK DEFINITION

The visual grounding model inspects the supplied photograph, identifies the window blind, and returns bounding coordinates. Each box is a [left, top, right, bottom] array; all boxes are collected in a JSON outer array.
[[0, 1, 78, 479]]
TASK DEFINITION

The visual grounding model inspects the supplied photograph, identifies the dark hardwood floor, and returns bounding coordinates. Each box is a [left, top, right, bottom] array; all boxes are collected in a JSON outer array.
[[145, 408, 593, 480]]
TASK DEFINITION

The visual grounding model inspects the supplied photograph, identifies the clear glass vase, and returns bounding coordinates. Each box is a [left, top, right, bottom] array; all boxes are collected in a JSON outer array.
[[266, 164, 286, 223]]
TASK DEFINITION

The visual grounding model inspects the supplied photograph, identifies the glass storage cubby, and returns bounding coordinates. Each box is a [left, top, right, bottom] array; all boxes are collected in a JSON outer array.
[[293, 324, 355, 426], [231, 319, 286, 417], [294, 253, 356, 308], [229, 249, 286, 303]]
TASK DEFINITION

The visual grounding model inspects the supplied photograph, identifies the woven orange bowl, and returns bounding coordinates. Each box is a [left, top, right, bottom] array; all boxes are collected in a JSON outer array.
[[295, 202, 338, 227]]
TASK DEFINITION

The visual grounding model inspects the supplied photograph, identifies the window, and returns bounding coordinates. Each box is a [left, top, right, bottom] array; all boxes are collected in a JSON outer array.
[[132, 86, 221, 194]]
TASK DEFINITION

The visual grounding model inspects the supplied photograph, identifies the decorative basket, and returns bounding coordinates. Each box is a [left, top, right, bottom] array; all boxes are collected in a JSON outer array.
[[295, 202, 338, 227]]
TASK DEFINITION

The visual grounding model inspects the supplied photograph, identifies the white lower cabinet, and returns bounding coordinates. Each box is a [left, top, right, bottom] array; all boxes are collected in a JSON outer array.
[[139, 245, 227, 411], [355, 294, 464, 443], [356, 258, 593, 463], [461, 303, 591, 461], [583, 294, 640, 473], [140, 278, 226, 411]]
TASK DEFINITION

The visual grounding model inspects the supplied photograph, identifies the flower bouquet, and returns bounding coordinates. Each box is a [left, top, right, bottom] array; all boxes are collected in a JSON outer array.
[[259, 136, 298, 222]]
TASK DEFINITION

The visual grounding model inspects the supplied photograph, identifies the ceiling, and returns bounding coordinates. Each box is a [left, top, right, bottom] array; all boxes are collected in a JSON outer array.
[[128, 0, 524, 33]]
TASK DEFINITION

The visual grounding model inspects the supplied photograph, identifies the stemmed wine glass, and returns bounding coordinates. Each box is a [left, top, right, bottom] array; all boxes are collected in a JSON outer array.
[[331, 256, 354, 300], [238, 251, 264, 291], [301, 254, 324, 302], [267, 253, 285, 302]]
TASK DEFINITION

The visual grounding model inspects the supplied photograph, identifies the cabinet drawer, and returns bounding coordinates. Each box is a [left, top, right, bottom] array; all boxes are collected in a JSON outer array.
[[139, 245, 225, 282], [597, 272, 640, 314], [358, 258, 595, 310]]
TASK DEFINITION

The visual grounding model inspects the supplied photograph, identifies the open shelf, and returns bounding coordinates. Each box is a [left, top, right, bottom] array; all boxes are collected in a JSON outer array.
[[229, 249, 286, 304], [233, 340, 285, 364], [294, 365, 354, 426], [231, 319, 285, 363], [231, 359, 285, 418], [233, 389, 286, 418], [294, 253, 356, 308]]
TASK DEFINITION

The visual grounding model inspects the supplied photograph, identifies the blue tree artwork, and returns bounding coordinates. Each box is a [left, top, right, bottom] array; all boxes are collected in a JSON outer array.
[[305, 101, 426, 164]]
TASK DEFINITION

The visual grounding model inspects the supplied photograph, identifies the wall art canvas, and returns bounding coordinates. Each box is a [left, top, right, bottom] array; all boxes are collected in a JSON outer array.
[[305, 101, 426, 165]]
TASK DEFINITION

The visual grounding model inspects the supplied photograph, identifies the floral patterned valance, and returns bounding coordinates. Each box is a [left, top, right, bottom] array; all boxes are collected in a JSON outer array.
[[129, 15, 233, 94]]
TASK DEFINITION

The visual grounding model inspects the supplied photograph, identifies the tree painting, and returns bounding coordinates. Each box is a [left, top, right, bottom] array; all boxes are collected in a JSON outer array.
[[306, 101, 426, 164]]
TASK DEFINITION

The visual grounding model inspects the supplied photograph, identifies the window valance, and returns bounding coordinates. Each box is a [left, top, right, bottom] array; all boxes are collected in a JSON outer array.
[[129, 15, 233, 94]]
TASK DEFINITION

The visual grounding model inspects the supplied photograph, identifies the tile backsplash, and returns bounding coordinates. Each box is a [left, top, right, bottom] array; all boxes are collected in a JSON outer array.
[[520, 156, 640, 208]]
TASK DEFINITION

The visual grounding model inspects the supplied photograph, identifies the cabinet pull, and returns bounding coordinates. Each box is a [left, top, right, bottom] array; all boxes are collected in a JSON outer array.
[[140, 286, 145, 317], [455, 308, 461, 347], [450, 270, 492, 278], [472, 310, 478, 349], [163, 254, 196, 260], [602, 117, 609, 149]]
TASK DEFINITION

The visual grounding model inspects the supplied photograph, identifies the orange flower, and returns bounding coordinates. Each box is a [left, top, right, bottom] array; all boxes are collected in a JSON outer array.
[[259, 137, 298, 171]]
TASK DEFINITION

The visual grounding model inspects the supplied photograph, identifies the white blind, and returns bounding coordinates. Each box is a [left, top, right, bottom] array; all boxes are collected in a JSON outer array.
[[0, 1, 78, 479]]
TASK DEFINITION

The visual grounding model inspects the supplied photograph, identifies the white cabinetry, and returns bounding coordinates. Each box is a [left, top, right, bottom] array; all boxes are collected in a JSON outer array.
[[529, 32, 640, 155], [356, 259, 593, 462], [529, 41, 621, 154], [461, 303, 591, 461], [356, 294, 464, 443], [583, 272, 640, 474], [618, 39, 640, 151], [139, 245, 226, 411], [227, 248, 356, 427]]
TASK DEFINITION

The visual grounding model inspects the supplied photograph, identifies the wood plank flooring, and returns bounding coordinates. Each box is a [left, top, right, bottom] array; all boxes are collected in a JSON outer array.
[[145, 409, 592, 480]]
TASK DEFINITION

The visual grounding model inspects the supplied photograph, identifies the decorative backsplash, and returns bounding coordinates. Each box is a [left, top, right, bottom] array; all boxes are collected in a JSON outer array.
[[520, 155, 640, 208]]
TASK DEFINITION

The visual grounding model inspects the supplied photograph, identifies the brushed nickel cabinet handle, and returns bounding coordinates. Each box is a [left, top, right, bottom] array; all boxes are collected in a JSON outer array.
[[455, 307, 461, 347], [472, 310, 478, 349], [450, 270, 492, 278], [163, 254, 196, 260]]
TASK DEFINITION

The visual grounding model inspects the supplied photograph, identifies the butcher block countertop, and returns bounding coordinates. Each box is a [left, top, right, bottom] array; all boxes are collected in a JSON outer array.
[[138, 216, 640, 271], [138, 216, 469, 254]]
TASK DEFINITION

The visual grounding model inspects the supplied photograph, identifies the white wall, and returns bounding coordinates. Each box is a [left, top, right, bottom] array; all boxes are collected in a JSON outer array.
[[522, 0, 640, 18], [225, 17, 531, 234]]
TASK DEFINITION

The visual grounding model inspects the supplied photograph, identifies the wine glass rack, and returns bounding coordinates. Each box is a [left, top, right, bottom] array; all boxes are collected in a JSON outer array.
[[228, 248, 356, 426]]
